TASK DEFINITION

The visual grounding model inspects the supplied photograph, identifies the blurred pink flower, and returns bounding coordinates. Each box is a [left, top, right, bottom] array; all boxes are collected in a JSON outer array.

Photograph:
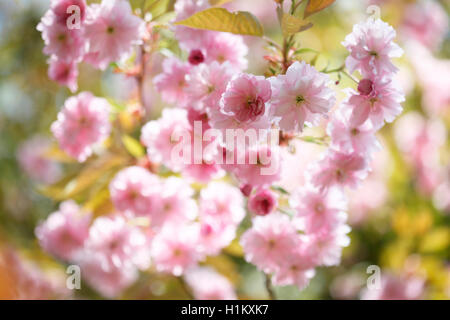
[[184, 267, 237, 300], [83, 215, 151, 272], [199, 181, 245, 227], [151, 222, 202, 276], [401, 1, 448, 50], [307, 223, 351, 266], [327, 108, 380, 155], [47, 57, 78, 93], [309, 150, 369, 191], [153, 58, 192, 105], [233, 145, 281, 188], [17, 135, 62, 184], [151, 177, 198, 228], [51, 92, 111, 162], [203, 32, 248, 71], [37, 10, 86, 62], [141, 108, 191, 171], [292, 187, 347, 234], [241, 212, 299, 273], [407, 43, 450, 115], [361, 273, 425, 300], [109, 166, 162, 218], [271, 246, 316, 290], [36, 200, 91, 261]]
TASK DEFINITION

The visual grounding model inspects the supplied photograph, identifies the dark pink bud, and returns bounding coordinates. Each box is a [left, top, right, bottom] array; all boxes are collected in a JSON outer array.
[[248, 188, 277, 216], [240, 184, 253, 197], [52, 0, 87, 25], [358, 79, 374, 96], [188, 49, 205, 65]]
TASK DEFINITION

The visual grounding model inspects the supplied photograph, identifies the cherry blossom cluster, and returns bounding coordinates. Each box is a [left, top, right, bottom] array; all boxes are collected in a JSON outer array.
[[38, 0, 145, 92], [34, 0, 406, 298], [241, 17, 404, 289]]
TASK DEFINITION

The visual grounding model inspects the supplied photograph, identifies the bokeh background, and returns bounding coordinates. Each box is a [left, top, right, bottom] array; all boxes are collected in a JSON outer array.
[[0, 0, 449, 299]]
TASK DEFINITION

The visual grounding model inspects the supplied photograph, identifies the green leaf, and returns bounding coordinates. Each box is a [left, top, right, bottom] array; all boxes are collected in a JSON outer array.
[[294, 47, 319, 55], [304, 0, 336, 18], [175, 7, 264, 37], [271, 185, 290, 195], [121, 134, 145, 158], [281, 13, 313, 36], [145, 0, 174, 19]]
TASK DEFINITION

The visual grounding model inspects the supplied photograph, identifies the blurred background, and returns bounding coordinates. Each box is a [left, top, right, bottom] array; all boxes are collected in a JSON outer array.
[[0, 0, 449, 299]]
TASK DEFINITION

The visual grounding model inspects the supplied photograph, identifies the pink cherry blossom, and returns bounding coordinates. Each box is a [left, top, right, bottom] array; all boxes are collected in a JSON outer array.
[[307, 223, 351, 266], [35, 200, 91, 262], [83, 215, 151, 272], [83, 0, 144, 70], [291, 187, 347, 234], [151, 177, 198, 229], [327, 109, 380, 155], [344, 76, 404, 129], [182, 161, 224, 183], [184, 267, 237, 300], [269, 61, 335, 132], [109, 166, 161, 218], [199, 181, 245, 227], [233, 145, 281, 188], [37, 10, 86, 62], [203, 32, 248, 71], [151, 222, 202, 276], [78, 252, 138, 298], [51, 92, 111, 162], [248, 188, 278, 216], [17, 135, 62, 184], [220, 73, 271, 125], [173, 0, 210, 51], [241, 212, 300, 273], [271, 246, 316, 290], [309, 150, 369, 191], [153, 58, 192, 105], [342, 18, 403, 77], [47, 57, 78, 93], [197, 218, 236, 256], [141, 108, 191, 171], [185, 61, 235, 111]]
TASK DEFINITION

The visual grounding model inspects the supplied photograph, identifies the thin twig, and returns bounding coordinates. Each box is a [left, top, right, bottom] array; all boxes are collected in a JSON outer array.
[[265, 274, 276, 300]]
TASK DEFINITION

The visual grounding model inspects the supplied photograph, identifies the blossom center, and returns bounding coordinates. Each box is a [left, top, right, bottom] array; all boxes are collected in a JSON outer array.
[[107, 26, 115, 34], [296, 95, 305, 104]]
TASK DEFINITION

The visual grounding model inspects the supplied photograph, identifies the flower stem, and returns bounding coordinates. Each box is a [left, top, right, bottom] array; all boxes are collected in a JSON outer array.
[[265, 274, 276, 300]]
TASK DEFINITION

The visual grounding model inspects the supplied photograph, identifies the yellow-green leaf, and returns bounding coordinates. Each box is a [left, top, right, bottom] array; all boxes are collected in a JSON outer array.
[[304, 0, 336, 18], [281, 13, 313, 36], [175, 8, 264, 37], [121, 134, 145, 158], [209, 0, 234, 6]]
